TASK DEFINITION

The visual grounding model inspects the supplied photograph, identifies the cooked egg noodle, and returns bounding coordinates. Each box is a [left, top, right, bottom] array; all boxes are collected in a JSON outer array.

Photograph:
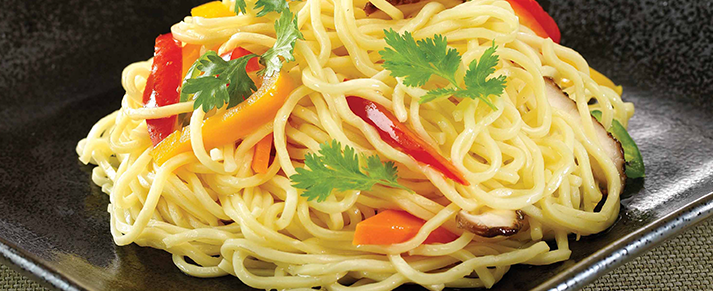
[[75, 0, 633, 289]]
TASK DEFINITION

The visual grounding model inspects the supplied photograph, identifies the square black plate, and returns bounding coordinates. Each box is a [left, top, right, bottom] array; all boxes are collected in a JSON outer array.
[[1, 0, 712, 290]]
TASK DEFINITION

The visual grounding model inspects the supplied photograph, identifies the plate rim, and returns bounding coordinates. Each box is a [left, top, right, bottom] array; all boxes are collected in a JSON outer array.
[[1, 192, 712, 290], [534, 191, 713, 290]]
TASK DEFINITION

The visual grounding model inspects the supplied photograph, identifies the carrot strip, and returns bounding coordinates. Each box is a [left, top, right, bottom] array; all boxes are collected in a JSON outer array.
[[353, 210, 457, 245], [151, 71, 294, 165], [252, 133, 273, 174]]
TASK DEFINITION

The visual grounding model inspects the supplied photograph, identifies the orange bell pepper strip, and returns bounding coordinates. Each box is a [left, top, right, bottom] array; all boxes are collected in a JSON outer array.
[[182, 44, 202, 79], [353, 210, 457, 245], [505, 0, 561, 43], [251, 133, 273, 174], [191, 1, 234, 18], [151, 71, 294, 165]]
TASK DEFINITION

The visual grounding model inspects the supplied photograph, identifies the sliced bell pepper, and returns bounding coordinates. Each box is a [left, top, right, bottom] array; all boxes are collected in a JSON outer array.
[[589, 68, 623, 96], [221, 47, 261, 72], [353, 210, 457, 245], [252, 133, 274, 174], [143, 33, 183, 146], [591, 110, 644, 178], [182, 44, 203, 79], [505, 0, 561, 43], [346, 96, 469, 185], [151, 71, 294, 165], [191, 1, 235, 18]]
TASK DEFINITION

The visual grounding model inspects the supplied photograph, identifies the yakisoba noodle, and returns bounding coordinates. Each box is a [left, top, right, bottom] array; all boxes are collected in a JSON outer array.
[[76, 0, 636, 289]]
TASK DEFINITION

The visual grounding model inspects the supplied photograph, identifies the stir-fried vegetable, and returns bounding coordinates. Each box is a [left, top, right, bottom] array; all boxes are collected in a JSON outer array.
[[143, 33, 183, 146], [181, 44, 202, 80], [191, 1, 234, 18], [346, 96, 469, 185], [505, 0, 561, 43], [590, 68, 623, 95], [591, 110, 645, 178], [353, 210, 457, 245], [252, 133, 274, 174], [222, 47, 260, 72], [151, 71, 294, 165]]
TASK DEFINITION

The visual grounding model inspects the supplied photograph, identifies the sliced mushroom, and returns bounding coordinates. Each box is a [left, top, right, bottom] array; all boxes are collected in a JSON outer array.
[[456, 209, 524, 237], [543, 78, 626, 192], [364, 0, 423, 15]]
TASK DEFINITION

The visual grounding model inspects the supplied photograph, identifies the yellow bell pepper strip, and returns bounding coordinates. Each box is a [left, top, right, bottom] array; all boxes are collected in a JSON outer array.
[[191, 1, 234, 18], [353, 210, 457, 245], [590, 68, 623, 95], [151, 71, 294, 165], [252, 133, 274, 174]]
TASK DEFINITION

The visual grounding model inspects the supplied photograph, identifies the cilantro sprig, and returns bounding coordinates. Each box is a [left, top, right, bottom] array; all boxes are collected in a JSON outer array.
[[290, 140, 411, 202], [234, 0, 290, 16], [259, 9, 304, 76], [379, 29, 507, 109], [181, 8, 302, 112], [254, 0, 290, 17], [181, 52, 257, 112]]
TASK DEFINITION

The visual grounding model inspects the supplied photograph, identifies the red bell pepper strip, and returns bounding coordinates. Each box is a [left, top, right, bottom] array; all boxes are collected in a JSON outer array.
[[220, 47, 260, 72], [505, 0, 561, 43], [143, 33, 183, 146], [346, 96, 470, 185]]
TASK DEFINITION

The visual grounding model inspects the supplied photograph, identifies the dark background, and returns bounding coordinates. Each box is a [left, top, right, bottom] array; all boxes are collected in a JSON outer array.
[[0, 0, 712, 290]]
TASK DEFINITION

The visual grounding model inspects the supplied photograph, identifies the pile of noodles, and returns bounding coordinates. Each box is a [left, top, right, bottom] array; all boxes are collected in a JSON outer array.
[[76, 0, 635, 289]]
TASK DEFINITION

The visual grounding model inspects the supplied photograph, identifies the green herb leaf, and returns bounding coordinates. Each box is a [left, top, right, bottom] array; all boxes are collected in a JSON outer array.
[[380, 29, 461, 87], [454, 42, 506, 109], [591, 110, 645, 178], [254, 0, 290, 17], [290, 140, 411, 202], [181, 51, 258, 112], [420, 87, 458, 104], [259, 9, 304, 76], [379, 30, 506, 107], [234, 0, 248, 14]]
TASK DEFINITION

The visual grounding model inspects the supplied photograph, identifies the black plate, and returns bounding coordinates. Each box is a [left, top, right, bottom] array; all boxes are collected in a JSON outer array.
[[1, 0, 712, 290]]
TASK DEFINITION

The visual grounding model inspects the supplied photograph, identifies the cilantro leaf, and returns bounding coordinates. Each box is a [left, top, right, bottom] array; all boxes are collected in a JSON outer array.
[[259, 9, 304, 76], [290, 140, 410, 202], [420, 87, 458, 104], [379, 30, 506, 108], [454, 43, 506, 109], [380, 29, 461, 87], [181, 51, 257, 112], [254, 0, 290, 17], [234, 0, 248, 14]]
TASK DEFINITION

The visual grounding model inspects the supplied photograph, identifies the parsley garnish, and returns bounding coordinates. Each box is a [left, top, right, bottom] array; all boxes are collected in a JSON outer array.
[[259, 9, 304, 76], [254, 0, 290, 17], [379, 29, 506, 109], [181, 8, 302, 112], [181, 52, 258, 112], [290, 140, 411, 202]]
